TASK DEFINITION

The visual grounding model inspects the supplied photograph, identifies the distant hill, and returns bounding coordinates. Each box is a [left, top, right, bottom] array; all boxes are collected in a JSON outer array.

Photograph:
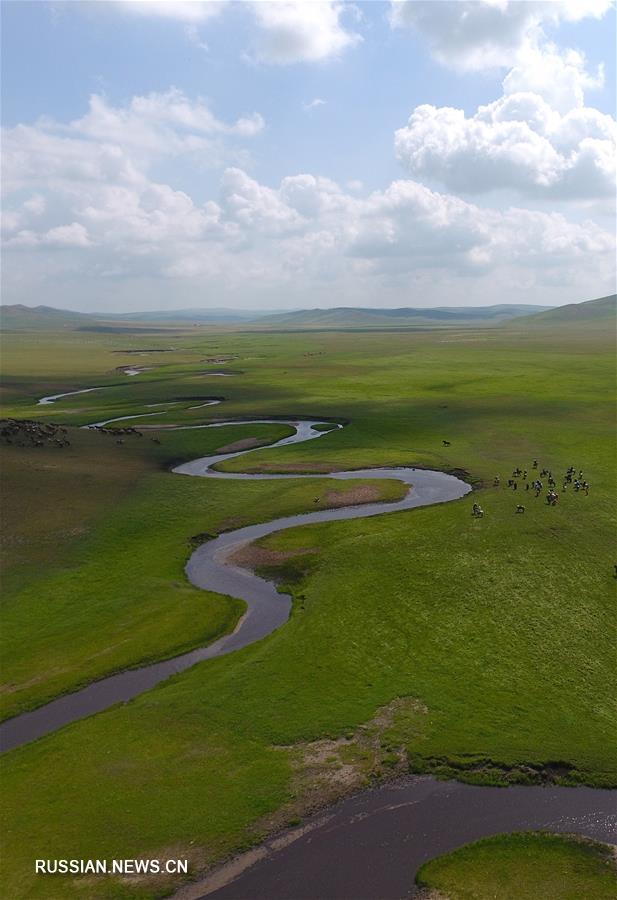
[[103, 308, 265, 323], [0, 304, 264, 332], [250, 304, 552, 329], [510, 294, 616, 326], [0, 304, 91, 331], [3, 298, 611, 333]]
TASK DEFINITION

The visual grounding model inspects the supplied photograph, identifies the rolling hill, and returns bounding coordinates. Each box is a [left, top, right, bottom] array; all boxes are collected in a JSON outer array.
[[0, 304, 261, 332], [0, 305, 92, 331], [250, 304, 553, 329], [510, 294, 616, 326], [2, 297, 612, 333]]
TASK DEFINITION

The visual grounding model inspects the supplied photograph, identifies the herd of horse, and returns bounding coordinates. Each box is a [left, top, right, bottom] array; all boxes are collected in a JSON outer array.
[[471, 460, 590, 518]]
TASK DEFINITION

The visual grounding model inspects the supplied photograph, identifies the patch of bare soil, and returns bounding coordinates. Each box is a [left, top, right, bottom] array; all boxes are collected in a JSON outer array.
[[215, 437, 264, 453], [323, 484, 386, 507], [228, 544, 315, 570], [264, 697, 428, 831]]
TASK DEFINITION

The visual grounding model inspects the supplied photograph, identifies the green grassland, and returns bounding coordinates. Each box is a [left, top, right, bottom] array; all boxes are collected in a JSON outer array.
[[0, 312, 615, 898], [1, 424, 405, 718], [415, 832, 617, 899]]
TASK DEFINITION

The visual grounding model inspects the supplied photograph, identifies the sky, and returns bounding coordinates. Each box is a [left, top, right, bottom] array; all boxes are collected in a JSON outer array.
[[1, 0, 616, 312]]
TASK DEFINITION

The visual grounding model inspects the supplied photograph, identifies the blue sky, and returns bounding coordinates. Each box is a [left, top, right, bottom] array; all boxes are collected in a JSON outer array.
[[2, 1, 616, 312]]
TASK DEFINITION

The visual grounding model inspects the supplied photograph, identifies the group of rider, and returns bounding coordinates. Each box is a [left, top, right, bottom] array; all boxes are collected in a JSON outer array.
[[473, 459, 590, 518]]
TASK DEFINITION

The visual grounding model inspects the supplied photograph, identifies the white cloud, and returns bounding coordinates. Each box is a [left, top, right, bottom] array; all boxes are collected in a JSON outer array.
[[185, 24, 209, 52], [502, 42, 604, 113], [304, 98, 327, 111], [391, 2, 615, 208], [117, 1, 226, 24], [2, 89, 263, 198], [23, 194, 46, 216], [71, 1, 362, 65], [389, 0, 613, 72], [44, 222, 92, 247], [8, 222, 92, 248], [250, 2, 362, 64], [395, 91, 616, 201], [71, 90, 264, 158], [3, 88, 614, 310], [220, 167, 306, 236], [3, 145, 614, 307]]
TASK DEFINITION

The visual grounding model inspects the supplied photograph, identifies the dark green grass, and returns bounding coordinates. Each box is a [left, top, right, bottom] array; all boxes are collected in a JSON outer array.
[[0, 321, 615, 898], [415, 832, 617, 899]]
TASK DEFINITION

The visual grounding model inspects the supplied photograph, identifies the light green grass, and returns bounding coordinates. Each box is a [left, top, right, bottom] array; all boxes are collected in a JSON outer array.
[[0, 321, 615, 898], [415, 832, 617, 899]]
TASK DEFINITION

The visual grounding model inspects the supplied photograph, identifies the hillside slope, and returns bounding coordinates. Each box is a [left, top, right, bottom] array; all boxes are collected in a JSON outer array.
[[0, 305, 91, 331], [511, 295, 616, 326]]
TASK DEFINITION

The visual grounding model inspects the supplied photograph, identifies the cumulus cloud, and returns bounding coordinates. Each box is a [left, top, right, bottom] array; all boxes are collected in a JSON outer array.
[[3, 130, 614, 306], [391, 1, 615, 207], [71, 90, 264, 157], [395, 91, 616, 201], [2, 89, 263, 197], [502, 42, 604, 113], [2, 88, 614, 310], [250, 2, 361, 64], [389, 0, 613, 72]]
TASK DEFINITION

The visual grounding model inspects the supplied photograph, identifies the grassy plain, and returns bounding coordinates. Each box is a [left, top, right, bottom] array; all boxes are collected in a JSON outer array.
[[0, 317, 615, 898], [415, 832, 617, 899], [1, 421, 405, 718]]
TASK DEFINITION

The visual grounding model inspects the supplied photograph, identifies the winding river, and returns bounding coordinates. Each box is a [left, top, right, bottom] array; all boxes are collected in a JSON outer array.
[[3, 396, 615, 899], [0, 418, 469, 752]]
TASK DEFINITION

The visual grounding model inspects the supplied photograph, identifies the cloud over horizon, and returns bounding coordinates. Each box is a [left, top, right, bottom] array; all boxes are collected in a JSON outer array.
[[1, 1, 615, 311]]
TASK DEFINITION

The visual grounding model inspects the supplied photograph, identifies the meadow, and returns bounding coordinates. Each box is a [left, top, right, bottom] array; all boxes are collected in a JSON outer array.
[[0, 313, 615, 897], [415, 832, 617, 899]]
